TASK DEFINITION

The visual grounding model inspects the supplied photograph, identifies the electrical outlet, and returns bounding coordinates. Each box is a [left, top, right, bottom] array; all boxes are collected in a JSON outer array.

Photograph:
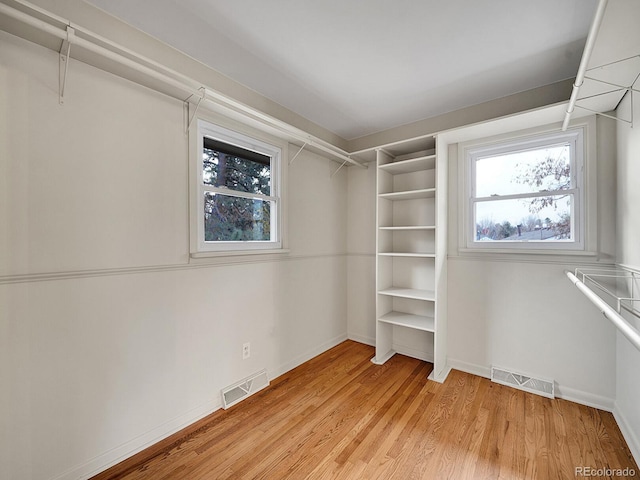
[[242, 342, 250, 360]]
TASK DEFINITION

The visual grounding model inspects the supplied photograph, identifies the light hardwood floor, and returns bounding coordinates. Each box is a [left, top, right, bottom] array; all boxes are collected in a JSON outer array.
[[93, 340, 639, 479]]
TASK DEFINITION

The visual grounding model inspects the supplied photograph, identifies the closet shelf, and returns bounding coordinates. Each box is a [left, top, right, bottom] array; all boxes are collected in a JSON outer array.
[[378, 188, 436, 200], [378, 155, 436, 174], [378, 225, 436, 231], [0, 0, 368, 170], [379, 312, 435, 332], [378, 287, 435, 301], [378, 252, 436, 258]]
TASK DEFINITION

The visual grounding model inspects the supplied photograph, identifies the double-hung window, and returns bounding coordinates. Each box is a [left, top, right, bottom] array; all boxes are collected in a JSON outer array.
[[466, 127, 585, 251], [195, 119, 282, 253]]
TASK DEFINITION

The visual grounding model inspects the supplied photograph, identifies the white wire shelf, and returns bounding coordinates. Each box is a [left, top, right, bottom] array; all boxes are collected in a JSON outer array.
[[567, 266, 640, 352], [570, 266, 640, 317]]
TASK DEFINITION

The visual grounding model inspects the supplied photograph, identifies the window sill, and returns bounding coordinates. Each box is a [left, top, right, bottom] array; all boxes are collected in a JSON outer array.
[[190, 248, 290, 260], [453, 248, 605, 265], [458, 247, 598, 256]]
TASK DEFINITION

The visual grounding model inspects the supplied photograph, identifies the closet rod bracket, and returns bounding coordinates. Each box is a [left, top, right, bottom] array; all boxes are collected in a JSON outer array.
[[289, 142, 307, 166], [59, 25, 75, 105], [185, 87, 206, 134], [330, 158, 349, 178]]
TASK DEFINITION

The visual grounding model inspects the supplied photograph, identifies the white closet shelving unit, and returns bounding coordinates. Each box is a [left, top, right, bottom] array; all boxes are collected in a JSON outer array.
[[372, 136, 449, 382]]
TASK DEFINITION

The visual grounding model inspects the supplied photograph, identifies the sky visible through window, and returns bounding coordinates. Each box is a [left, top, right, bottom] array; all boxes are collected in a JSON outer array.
[[474, 144, 571, 241]]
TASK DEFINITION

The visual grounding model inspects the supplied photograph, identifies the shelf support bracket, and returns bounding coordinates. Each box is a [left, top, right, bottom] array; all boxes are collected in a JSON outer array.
[[289, 142, 307, 166], [583, 75, 640, 95], [58, 25, 75, 105], [574, 95, 634, 127]]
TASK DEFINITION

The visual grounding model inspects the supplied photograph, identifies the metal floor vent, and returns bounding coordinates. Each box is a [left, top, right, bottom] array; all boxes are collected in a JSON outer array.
[[491, 366, 555, 399], [221, 369, 269, 409]]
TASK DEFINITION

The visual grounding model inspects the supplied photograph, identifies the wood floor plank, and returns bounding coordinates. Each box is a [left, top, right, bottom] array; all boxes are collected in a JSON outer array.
[[238, 357, 420, 479], [549, 398, 574, 480], [93, 341, 639, 480], [599, 409, 640, 471], [473, 383, 508, 480], [422, 372, 481, 479]]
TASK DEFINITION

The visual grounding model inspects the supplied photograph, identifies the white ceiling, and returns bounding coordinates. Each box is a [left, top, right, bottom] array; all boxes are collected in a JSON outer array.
[[83, 0, 598, 140]]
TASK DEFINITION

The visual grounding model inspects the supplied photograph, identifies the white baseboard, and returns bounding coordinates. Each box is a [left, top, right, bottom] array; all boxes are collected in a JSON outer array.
[[428, 365, 452, 384], [394, 343, 434, 363], [54, 398, 222, 480], [448, 358, 491, 379], [613, 403, 640, 466], [555, 385, 614, 412], [60, 333, 349, 480], [355, 338, 434, 365], [448, 357, 615, 412], [269, 333, 348, 380], [347, 333, 375, 347], [371, 349, 395, 365], [354, 337, 445, 380]]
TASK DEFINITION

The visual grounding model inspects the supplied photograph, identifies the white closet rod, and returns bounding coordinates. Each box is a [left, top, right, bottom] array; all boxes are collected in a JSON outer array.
[[0, 0, 365, 169], [566, 270, 640, 352], [562, 0, 609, 131]]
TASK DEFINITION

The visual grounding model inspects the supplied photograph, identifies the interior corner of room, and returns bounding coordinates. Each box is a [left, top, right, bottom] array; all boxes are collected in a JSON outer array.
[[1, 0, 639, 478]]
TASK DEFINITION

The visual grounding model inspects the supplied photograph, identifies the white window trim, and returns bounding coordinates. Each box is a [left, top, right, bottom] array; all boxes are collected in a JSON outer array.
[[190, 117, 288, 256], [459, 119, 597, 255]]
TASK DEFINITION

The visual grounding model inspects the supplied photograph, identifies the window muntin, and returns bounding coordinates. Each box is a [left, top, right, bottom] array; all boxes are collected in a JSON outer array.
[[197, 120, 281, 252], [467, 129, 584, 250]]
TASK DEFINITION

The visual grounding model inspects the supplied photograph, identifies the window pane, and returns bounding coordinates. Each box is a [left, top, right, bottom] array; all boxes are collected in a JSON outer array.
[[204, 192, 272, 242], [475, 144, 571, 198], [203, 140, 271, 196], [474, 194, 572, 242]]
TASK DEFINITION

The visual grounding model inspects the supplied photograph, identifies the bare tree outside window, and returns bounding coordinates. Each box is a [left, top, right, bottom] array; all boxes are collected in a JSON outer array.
[[468, 128, 583, 250]]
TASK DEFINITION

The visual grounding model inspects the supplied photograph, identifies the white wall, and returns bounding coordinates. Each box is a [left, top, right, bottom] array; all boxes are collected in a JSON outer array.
[[614, 92, 640, 462], [346, 164, 375, 345], [0, 31, 348, 480], [346, 110, 621, 400], [447, 259, 616, 403], [444, 114, 619, 409]]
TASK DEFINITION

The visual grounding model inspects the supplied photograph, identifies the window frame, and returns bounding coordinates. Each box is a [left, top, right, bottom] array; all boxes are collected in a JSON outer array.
[[462, 126, 589, 253], [193, 118, 284, 255]]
